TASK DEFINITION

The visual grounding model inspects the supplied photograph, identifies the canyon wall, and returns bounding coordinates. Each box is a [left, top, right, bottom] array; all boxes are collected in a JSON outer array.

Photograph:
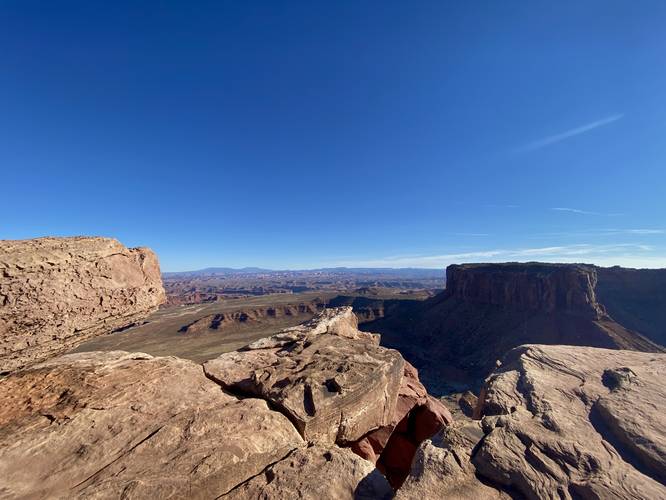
[[445, 263, 605, 318], [365, 262, 665, 392], [0, 237, 165, 372]]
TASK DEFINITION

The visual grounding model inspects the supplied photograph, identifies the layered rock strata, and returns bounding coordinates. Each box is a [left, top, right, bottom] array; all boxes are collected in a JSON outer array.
[[471, 344, 666, 498], [204, 307, 452, 488], [365, 263, 664, 391], [0, 351, 303, 498], [445, 263, 605, 317], [0, 237, 165, 372], [1, 305, 451, 498]]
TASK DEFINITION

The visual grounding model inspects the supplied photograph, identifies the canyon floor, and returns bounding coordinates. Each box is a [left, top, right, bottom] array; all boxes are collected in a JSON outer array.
[[72, 289, 430, 364], [72, 292, 337, 362]]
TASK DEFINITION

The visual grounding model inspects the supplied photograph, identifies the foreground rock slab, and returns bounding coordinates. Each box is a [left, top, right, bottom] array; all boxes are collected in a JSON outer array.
[[473, 344, 666, 499], [222, 445, 392, 500], [204, 307, 405, 445], [397, 421, 510, 500], [0, 237, 166, 372], [0, 351, 303, 498]]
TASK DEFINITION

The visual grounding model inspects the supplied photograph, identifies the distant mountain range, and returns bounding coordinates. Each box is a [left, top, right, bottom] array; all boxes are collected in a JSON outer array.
[[163, 267, 444, 278]]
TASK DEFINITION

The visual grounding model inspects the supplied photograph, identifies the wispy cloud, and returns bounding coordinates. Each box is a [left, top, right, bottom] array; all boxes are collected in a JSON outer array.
[[334, 243, 664, 269], [515, 114, 623, 152], [551, 207, 624, 217], [529, 228, 665, 238]]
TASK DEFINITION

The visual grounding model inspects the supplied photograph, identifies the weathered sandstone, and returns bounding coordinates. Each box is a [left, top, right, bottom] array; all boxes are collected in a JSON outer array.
[[222, 445, 392, 499], [203, 307, 404, 445], [0, 351, 304, 499], [0, 237, 165, 372], [473, 344, 666, 499], [445, 263, 605, 316], [366, 263, 665, 391], [396, 421, 510, 499]]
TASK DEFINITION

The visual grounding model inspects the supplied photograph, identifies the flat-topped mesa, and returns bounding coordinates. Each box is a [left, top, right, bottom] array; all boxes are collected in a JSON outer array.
[[0, 237, 166, 372], [445, 263, 605, 318]]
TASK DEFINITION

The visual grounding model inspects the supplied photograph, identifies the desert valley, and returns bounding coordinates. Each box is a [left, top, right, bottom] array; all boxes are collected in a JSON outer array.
[[1, 236, 665, 498], [3, 2, 665, 498]]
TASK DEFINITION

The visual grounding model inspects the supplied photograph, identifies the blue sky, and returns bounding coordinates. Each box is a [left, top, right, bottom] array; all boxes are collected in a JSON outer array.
[[2, 1, 665, 271]]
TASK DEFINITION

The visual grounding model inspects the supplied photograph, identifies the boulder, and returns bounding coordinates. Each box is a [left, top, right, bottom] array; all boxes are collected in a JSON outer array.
[[396, 422, 510, 499], [472, 344, 666, 499], [0, 351, 303, 498], [412, 395, 453, 443], [348, 363, 453, 488], [204, 307, 404, 445], [458, 390, 478, 418], [222, 445, 392, 500], [0, 237, 165, 372]]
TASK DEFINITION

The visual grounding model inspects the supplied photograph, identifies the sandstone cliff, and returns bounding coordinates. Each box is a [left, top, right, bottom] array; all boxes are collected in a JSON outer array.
[[0, 308, 451, 498], [595, 266, 666, 346], [364, 262, 665, 392], [445, 263, 605, 318], [0, 238, 447, 499], [397, 344, 666, 499], [0, 237, 166, 372]]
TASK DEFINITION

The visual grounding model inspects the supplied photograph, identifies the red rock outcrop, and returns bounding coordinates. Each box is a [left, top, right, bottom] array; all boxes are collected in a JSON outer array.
[[471, 345, 666, 498], [178, 302, 324, 334], [445, 263, 605, 317], [0, 351, 304, 498], [0, 312, 400, 498], [0, 237, 165, 372], [0, 238, 449, 497], [204, 308, 405, 445], [365, 263, 664, 390], [350, 362, 453, 488], [204, 308, 453, 489]]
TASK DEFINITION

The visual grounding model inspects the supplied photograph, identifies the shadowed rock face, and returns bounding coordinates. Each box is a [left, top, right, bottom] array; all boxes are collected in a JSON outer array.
[[472, 345, 666, 499], [364, 262, 665, 393], [0, 237, 166, 372], [594, 266, 666, 346], [445, 263, 605, 318], [396, 421, 511, 500]]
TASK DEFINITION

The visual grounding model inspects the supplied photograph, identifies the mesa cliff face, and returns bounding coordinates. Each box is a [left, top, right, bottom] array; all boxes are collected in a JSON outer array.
[[445, 263, 605, 318], [0, 237, 166, 372], [364, 262, 664, 392]]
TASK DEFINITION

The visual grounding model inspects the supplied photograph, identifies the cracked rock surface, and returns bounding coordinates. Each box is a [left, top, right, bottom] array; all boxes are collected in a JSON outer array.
[[203, 307, 405, 445], [0, 351, 304, 499], [396, 421, 510, 499], [473, 344, 666, 499], [222, 445, 392, 499], [0, 237, 166, 372]]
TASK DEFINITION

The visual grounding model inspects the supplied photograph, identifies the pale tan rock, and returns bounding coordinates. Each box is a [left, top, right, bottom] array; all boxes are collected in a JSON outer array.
[[0, 351, 303, 499], [222, 445, 392, 500], [473, 344, 666, 499], [396, 422, 510, 500], [204, 307, 404, 445], [0, 237, 166, 372]]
